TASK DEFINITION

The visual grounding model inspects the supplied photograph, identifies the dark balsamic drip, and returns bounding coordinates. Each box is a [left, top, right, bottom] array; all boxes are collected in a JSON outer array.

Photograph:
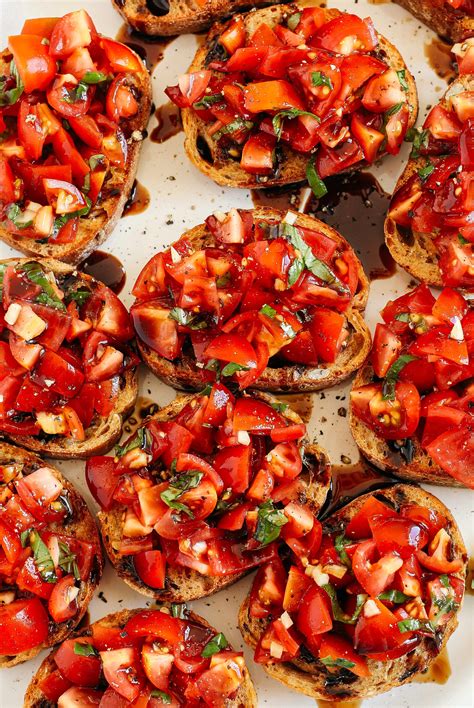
[[425, 38, 456, 83], [123, 180, 151, 217], [150, 103, 183, 143], [115, 23, 174, 72], [80, 250, 126, 295]]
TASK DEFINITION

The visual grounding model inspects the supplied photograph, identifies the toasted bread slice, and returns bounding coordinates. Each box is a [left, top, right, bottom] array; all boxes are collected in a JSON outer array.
[[24, 606, 258, 706], [1, 257, 138, 459], [385, 74, 474, 288], [0, 46, 151, 264], [0, 442, 103, 668], [112, 0, 277, 36], [181, 3, 418, 189], [137, 207, 371, 393], [98, 389, 331, 602], [393, 0, 474, 43], [349, 364, 464, 486], [239, 483, 467, 701]]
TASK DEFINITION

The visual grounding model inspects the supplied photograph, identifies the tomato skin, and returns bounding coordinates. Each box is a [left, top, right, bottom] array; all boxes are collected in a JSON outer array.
[[100, 38, 144, 73], [371, 323, 402, 378], [319, 634, 369, 678], [369, 516, 429, 559], [48, 575, 79, 623], [345, 496, 393, 539], [350, 381, 421, 441], [18, 101, 45, 160], [232, 397, 285, 433], [106, 76, 139, 122], [213, 444, 251, 494], [55, 637, 102, 686], [49, 10, 95, 59], [39, 670, 72, 702], [0, 598, 49, 655], [0, 157, 16, 203], [296, 585, 333, 651], [8, 35, 56, 92], [124, 610, 184, 644], [133, 550, 166, 589], [354, 599, 410, 657], [352, 539, 402, 596], [85, 456, 118, 510]]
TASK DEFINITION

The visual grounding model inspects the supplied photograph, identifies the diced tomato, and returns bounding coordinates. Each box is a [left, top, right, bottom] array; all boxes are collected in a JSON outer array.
[[319, 633, 369, 677], [48, 575, 79, 623], [243, 80, 305, 113], [85, 456, 117, 510], [345, 496, 393, 539], [8, 35, 56, 92], [350, 381, 421, 440], [369, 516, 429, 559], [355, 599, 414, 658], [133, 550, 166, 589], [100, 38, 144, 73], [0, 598, 49, 655], [55, 637, 101, 686], [352, 539, 403, 596], [296, 585, 332, 653], [39, 670, 72, 703]]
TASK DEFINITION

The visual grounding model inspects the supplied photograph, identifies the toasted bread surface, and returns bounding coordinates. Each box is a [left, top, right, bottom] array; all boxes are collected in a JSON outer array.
[[98, 389, 331, 602], [394, 0, 474, 42], [0, 257, 138, 459], [24, 607, 258, 706], [349, 364, 465, 487], [0, 443, 103, 668], [181, 3, 418, 189], [239, 483, 467, 700], [0, 45, 151, 264], [137, 206, 371, 393], [385, 74, 474, 288]]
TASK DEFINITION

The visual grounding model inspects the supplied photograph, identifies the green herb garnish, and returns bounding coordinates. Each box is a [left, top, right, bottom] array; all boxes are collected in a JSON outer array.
[[160, 472, 204, 518], [382, 354, 417, 400], [397, 69, 409, 92], [287, 12, 301, 30], [115, 426, 152, 458], [254, 500, 288, 546], [20, 261, 67, 311], [169, 307, 207, 330], [0, 60, 24, 106], [29, 531, 57, 583], [283, 223, 347, 293], [311, 71, 333, 90], [378, 589, 410, 603], [272, 109, 320, 141], [74, 642, 98, 657], [260, 304, 277, 318], [201, 632, 228, 657], [221, 361, 250, 377], [320, 656, 356, 669], [193, 93, 224, 110], [323, 584, 366, 624], [306, 159, 328, 199], [150, 691, 172, 704]]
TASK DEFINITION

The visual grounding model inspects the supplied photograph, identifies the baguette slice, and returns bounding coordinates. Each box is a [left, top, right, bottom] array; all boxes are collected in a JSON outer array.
[[0, 442, 103, 668], [137, 206, 371, 393], [181, 3, 418, 189], [239, 483, 467, 701], [385, 74, 474, 288], [0, 44, 151, 264], [2, 257, 138, 459], [112, 0, 277, 36], [24, 607, 258, 706], [393, 0, 474, 43], [98, 389, 331, 602], [350, 363, 464, 486]]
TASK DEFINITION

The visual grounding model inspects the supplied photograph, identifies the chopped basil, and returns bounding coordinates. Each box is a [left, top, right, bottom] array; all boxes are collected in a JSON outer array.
[[221, 361, 250, 377], [283, 223, 348, 294], [62, 81, 89, 105], [378, 589, 410, 603], [89, 153, 106, 171], [150, 691, 172, 705], [171, 603, 187, 618], [0, 263, 6, 299], [458, 234, 469, 246], [20, 528, 32, 547], [193, 93, 224, 110], [311, 71, 333, 90], [306, 159, 328, 199], [397, 69, 409, 92], [287, 256, 304, 287], [272, 109, 320, 141], [320, 656, 356, 669], [20, 261, 67, 311], [439, 574, 450, 589], [29, 531, 57, 583], [115, 426, 152, 458], [213, 118, 253, 141], [81, 71, 109, 84], [405, 127, 429, 158], [169, 307, 207, 330], [199, 384, 213, 397], [216, 272, 231, 288], [394, 312, 410, 323], [201, 632, 228, 657], [51, 194, 92, 239], [6, 204, 33, 229], [0, 60, 24, 106], [58, 540, 80, 581], [418, 161, 434, 180], [74, 642, 98, 657], [254, 500, 288, 546], [398, 618, 435, 634], [66, 287, 92, 306], [287, 12, 301, 30], [260, 304, 277, 318], [323, 584, 366, 624], [385, 101, 404, 117], [382, 354, 418, 400], [160, 471, 204, 518], [270, 401, 288, 414], [334, 534, 352, 567]]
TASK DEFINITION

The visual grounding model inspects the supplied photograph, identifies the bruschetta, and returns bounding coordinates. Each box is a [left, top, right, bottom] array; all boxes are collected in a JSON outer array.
[[0, 442, 102, 668], [166, 4, 418, 190], [86, 384, 330, 601], [0, 10, 151, 263], [386, 52, 474, 289], [394, 0, 474, 43], [350, 283, 474, 488], [0, 257, 138, 459], [239, 484, 467, 701], [24, 606, 257, 705], [130, 207, 371, 393]]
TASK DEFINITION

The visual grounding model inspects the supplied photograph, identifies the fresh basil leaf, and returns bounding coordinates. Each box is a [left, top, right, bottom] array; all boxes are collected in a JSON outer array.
[[66, 287, 92, 306], [334, 534, 351, 567], [160, 471, 204, 518], [51, 194, 92, 239], [62, 81, 89, 104], [287, 12, 301, 30], [323, 584, 366, 624], [201, 632, 228, 657], [458, 234, 469, 246], [115, 426, 152, 458], [0, 60, 24, 106], [270, 401, 288, 414], [405, 127, 429, 158], [20, 528, 32, 547], [6, 204, 33, 229], [216, 272, 231, 288], [254, 500, 288, 546], [171, 603, 187, 618], [89, 153, 106, 171], [81, 71, 109, 84], [418, 161, 434, 180], [287, 256, 304, 287], [169, 306, 207, 330], [150, 691, 172, 705], [283, 223, 348, 294], [378, 589, 410, 603], [272, 109, 320, 141], [439, 574, 450, 589], [320, 656, 356, 669], [58, 540, 80, 581], [221, 361, 249, 377], [306, 159, 328, 199], [398, 618, 435, 633], [397, 69, 409, 92], [193, 93, 224, 110], [311, 71, 333, 90], [382, 354, 418, 400], [394, 312, 410, 323], [260, 304, 277, 318], [20, 261, 67, 311], [385, 101, 404, 117], [213, 118, 253, 141], [29, 531, 57, 583], [74, 642, 98, 657]]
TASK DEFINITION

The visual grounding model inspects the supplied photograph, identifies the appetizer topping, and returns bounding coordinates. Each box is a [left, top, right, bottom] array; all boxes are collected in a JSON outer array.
[[131, 209, 362, 387], [37, 608, 247, 706], [166, 9, 413, 187], [0, 461, 98, 657], [249, 494, 464, 671], [351, 284, 474, 487], [86, 384, 326, 586], [0, 11, 145, 244], [389, 84, 474, 287], [0, 260, 137, 439]]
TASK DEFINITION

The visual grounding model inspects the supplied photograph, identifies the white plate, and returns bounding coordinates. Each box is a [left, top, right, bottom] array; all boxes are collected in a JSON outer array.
[[0, 1, 472, 706]]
